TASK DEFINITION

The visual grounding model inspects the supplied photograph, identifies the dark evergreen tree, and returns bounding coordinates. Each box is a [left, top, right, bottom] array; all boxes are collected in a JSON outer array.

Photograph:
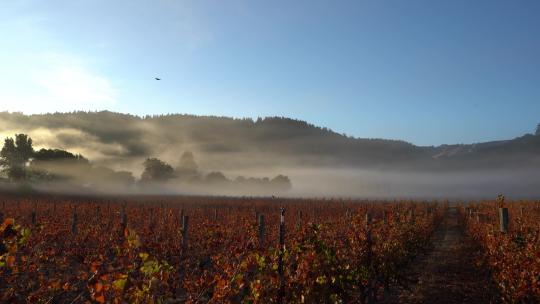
[[0, 134, 34, 181]]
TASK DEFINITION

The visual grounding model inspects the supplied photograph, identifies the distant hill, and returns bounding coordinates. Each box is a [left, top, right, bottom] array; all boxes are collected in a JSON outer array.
[[0, 111, 539, 173], [428, 133, 540, 170]]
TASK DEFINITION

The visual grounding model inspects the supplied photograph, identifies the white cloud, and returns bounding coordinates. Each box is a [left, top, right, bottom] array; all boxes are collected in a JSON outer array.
[[33, 65, 116, 107], [0, 52, 117, 114]]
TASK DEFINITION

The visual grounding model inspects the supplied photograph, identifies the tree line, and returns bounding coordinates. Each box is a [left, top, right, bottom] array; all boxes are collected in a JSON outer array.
[[140, 151, 292, 192], [0, 134, 292, 193]]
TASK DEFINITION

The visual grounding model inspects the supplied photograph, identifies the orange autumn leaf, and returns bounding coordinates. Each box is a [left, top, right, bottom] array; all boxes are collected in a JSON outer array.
[[91, 261, 100, 273], [95, 293, 106, 303], [49, 280, 61, 290], [95, 282, 103, 293], [1, 218, 14, 230], [6, 255, 15, 267]]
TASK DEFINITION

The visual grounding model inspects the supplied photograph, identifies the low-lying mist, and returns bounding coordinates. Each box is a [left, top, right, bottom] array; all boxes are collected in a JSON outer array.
[[285, 167, 540, 200], [10, 164, 540, 200], [1, 111, 539, 200]]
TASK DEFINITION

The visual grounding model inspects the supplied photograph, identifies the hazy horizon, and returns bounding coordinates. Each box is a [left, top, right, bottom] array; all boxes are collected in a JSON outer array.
[[1, 111, 539, 199]]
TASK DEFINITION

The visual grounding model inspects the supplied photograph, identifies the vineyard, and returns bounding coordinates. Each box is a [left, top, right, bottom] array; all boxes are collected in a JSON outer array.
[[2, 194, 539, 303], [462, 197, 540, 302], [0, 195, 441, 303]]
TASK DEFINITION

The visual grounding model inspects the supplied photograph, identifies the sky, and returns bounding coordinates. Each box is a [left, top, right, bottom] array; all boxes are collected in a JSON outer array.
[[0, 0, 539, 146]]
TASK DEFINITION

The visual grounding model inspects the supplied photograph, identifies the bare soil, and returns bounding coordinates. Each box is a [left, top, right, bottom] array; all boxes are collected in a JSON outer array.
[[383, 207, 500, 304]]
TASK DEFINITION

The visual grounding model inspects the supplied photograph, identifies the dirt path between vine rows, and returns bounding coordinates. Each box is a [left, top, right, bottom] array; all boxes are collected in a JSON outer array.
[[384, 207, 500, 304]]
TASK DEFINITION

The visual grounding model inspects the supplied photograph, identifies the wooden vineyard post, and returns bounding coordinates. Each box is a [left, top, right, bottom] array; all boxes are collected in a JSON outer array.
[[96, 206, 101, 219], [299, 210, 304, 230], [258, 214, 265, 247], [381, 210, 390, 296], [71, 207, 78, 235], [214, 208, 218, 221], [499, 208, 509, 233], [31, 203, 37, 226], [278, 207, 285, 304], [182, 215, 189, 254], [365, 212, 373, 258], [519, 207, 524, 231], [365, 212, 374, 304], [365, 212, 372, 229], [120, 204, 128, 237]]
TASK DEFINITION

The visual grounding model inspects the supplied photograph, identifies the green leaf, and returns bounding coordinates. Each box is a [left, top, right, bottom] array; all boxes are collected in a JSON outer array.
[[113, 278, 127, 291], [18, 228, 31, 245], [139, 252, 149, 261]]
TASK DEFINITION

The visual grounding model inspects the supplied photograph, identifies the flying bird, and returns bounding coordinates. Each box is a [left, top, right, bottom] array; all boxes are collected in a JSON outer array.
[[155, 77, 161, 80]]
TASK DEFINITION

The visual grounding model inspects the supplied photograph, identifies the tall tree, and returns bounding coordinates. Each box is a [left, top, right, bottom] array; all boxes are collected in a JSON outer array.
[[140, 158, 175, 182], [536, 123, 540, 136], [0, 134, 34, 181], [176, 151, 199, 181]]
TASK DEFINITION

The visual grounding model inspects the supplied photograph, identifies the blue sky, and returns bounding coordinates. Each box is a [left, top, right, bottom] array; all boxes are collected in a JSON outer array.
[[1, 0, 539, 146]]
